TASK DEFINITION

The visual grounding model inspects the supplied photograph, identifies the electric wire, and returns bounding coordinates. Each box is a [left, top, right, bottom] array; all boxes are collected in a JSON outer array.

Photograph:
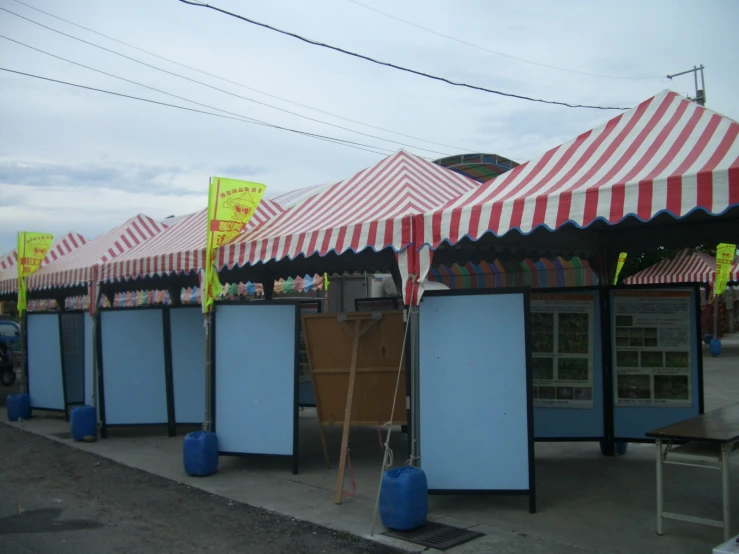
[[0, 6, 450, 156], [177, 0, 629, 110], [344, 0, 661, 81], [4, 0, 474, 154]]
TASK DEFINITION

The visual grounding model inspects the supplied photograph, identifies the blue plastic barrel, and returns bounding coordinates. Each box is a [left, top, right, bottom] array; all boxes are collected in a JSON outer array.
[[7, 393, 30, 421], [710, 339, 722, 357], [183, 431, 219, 477], [379, 466, 428, 530], [70, 405, 97, 440]]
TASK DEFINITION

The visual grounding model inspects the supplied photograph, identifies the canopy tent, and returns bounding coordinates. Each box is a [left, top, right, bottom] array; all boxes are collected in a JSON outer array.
[[26, 214, 167, 293], [217, 150, 478, 302], [98, 197, 283, 285], [429, 256, 598, 290], [0, 232, 88, 295], [415, 90, 739, 301], [269, 182, 335, 209], [623, 249, 739, 285]]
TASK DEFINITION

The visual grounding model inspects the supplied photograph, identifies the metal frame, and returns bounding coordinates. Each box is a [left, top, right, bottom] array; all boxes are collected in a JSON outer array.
[[211, 300, 301, 474], [354, 297, 402, 312], [417, 287, 536, 513], [97, 305, 174, 438], [655, 438, 738, 540], [607, 283, 704, 444], [26, 311, 69, 420]]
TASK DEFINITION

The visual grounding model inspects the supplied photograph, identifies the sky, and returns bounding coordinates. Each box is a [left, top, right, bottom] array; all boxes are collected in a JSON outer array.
[[1, 0, 738, 253]]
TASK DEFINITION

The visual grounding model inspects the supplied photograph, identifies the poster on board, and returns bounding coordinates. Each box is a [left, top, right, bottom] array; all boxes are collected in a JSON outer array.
[[531, 294, 595, 409], [613, 290, 692, 407]]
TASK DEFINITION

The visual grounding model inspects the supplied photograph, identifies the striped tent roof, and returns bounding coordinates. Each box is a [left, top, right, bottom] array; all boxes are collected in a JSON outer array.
[[99, 197, 283, 283], [623, 249, 739, 285], [422, 90, 739, 248], [28, 215, 167, 290], [0, 232, 88, 294], [269, 182, 335, 209], [220, 150, 479, 268]]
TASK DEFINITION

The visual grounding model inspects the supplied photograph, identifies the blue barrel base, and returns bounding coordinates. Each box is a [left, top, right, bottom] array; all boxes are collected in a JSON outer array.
[[7, 393, 31, 422], [70, 405, 97, 441], [600, 440, 629, 456], [183, 431, 219, 477], [710, 339, 722, 357], [380, 466, 428, 531]]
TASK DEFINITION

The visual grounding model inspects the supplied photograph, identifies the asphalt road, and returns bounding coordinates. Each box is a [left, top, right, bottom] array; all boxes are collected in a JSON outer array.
[[0, 424, 401, 554]]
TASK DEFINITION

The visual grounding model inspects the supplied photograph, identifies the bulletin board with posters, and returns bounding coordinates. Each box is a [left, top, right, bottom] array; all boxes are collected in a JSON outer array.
[[531, 289, 605, 440], [610, 286, 703, 440]]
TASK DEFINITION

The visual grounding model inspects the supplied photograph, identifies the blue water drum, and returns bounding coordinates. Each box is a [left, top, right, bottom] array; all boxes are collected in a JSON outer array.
[[710, 339, 722, 357], [183, 431, 219, 477], [379, 466, 428, 530], [70, 405, 97, 440], [7, 393, 31, 421]]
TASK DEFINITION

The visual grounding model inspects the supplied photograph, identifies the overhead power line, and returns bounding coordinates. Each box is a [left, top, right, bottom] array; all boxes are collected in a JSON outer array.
[[345, 0, 661, 81], [178, 0, 628, 111], [0, 6, 448, 157], [0, 66, 398, 157], [6, 0, 475, 153]]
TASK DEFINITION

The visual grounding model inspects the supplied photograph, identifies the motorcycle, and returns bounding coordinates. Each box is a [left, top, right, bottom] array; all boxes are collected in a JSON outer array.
[[0, 338, 16, 387]]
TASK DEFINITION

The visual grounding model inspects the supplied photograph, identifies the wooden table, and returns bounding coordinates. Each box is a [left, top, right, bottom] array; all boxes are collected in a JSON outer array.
[[647, 405, 739, 541]]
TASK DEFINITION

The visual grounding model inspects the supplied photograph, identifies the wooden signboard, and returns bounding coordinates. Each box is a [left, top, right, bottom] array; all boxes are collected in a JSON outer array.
[[302, 311, 407, 503]]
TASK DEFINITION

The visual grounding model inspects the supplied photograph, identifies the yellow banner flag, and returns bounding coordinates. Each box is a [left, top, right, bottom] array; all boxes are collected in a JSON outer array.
[[613, 252, 627, 285], [17, 231, 54, 315], [714, 243, 736, 296], [203, 177, 266, 313]]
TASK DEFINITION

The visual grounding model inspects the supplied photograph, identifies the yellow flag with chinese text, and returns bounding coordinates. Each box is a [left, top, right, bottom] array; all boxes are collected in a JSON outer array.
[[715, 243, 736, 296], [17, 231, 54, 316], [203, 177, 266, 313], [613, 252, 627, 285]]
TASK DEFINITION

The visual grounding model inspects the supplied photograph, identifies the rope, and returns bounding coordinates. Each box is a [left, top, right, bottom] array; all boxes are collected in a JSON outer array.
[[342, 443, 357, 498], [369, 277, 417, 536]]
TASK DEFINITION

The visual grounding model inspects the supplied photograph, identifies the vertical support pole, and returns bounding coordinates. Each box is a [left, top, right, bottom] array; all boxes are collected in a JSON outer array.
[[334, 319, 362, 505], [203, 311, 213, 432], [162, 307, 176, 438], [410, 305, 420, 466], [19, 311, 28, 395], [656, 438, 663, 536], [714, 293, 720, 339], [722, 442, 731, 541]]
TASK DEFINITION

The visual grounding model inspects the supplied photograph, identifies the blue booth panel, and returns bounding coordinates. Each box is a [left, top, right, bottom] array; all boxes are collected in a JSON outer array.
[[100, 309, 168, 425], [533, 291, 605, 439], [61, 313, 85, 405], [84, 314, 94, 406], [214, 304, 297, 458], [170, 307, 205, 424], [27, 313, 65, 411], [419, 292, 533, 494], [611, 287, 701, 440]]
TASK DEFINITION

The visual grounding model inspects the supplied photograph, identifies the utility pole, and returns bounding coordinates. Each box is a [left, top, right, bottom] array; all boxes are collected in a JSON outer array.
[[666, 65, 706, 106]]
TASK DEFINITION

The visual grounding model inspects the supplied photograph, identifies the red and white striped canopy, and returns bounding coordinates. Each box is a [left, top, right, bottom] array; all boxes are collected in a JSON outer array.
[[28, 215, 167, 290], [623, 250, 716, 285], [100, 197, 283, 282], [0, 232, 88, 294], [220, 150, 478, 268], [423, 90, 739, 248]]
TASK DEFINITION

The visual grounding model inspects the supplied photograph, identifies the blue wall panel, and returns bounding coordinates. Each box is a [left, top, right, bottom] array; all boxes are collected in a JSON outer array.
[[533, 292, 604, 439], [61, 313, 85, 405], [170, 308, 205, 424], [84, 314, 94, 406], [612, 288, 700, 439], [100, 309, 167, 425], [419, 293, 531, 491], [27, 313, 65, 411], [214, 304, 296, 456]]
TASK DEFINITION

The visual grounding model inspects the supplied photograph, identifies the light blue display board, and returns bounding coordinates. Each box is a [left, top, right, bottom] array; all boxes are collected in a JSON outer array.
[[533, 291, 604, 439], [611, 287, 701, 439], [61, 313, 85, 405], [27, 313, 65, 411], [84, 314, 94, 406], [214, 304, 297, 457], [419, 293, 533, 492], [169, 308, 205, 424], [100, 309, 168, 425]]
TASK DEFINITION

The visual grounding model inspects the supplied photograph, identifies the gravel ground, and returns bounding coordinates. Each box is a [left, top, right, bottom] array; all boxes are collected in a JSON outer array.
[[0, 423, 403, 554]]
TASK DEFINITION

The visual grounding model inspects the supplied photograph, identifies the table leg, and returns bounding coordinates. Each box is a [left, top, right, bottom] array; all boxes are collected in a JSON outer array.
[[722, 443, 731, 541], [656, 438, 663, 536]]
